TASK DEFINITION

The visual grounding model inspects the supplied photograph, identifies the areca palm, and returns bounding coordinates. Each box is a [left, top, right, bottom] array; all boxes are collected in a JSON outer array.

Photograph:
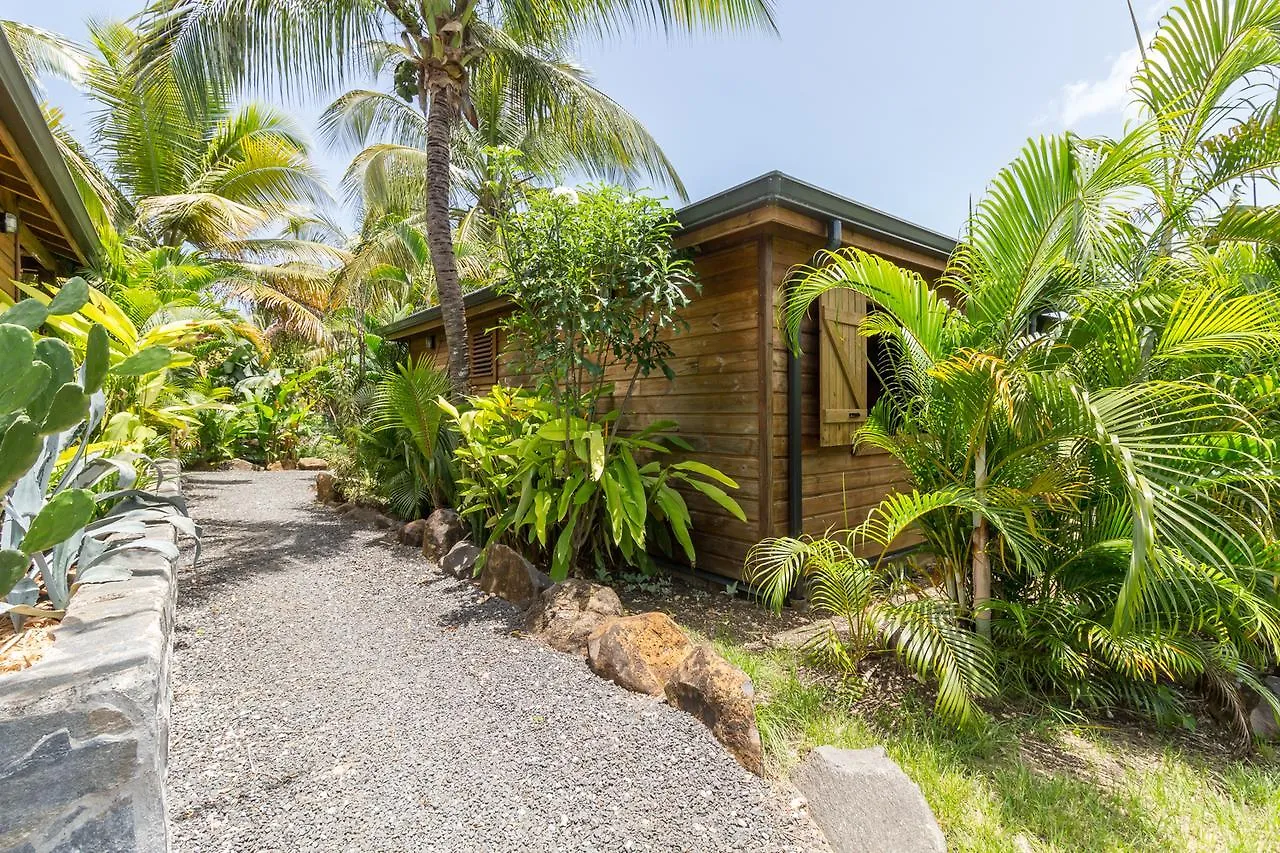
[[752, 0, 1280, 735], [140, 0, 776, 391]]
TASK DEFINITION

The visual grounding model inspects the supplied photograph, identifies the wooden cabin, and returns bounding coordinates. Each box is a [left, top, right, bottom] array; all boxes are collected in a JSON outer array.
[[382, 173, 955, 579], [0, 30, 99, 295]]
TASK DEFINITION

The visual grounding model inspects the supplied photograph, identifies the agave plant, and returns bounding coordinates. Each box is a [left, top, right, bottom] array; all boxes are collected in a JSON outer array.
[[0, 281, 198, 624]]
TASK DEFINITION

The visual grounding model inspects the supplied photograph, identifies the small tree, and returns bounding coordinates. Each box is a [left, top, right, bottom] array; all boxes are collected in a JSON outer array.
[[497, 186, 696, 420]]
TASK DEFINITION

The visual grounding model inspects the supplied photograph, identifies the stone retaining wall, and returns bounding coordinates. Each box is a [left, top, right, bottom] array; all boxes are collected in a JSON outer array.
[[0, 460, 186, 853]]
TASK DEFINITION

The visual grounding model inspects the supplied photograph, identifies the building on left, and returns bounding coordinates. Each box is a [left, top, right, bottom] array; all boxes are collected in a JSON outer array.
[[0, 27, 99, 295]]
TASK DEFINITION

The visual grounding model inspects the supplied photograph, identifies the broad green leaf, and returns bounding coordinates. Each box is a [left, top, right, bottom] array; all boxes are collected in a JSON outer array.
[[20, 488, 96, 554], [588, 429, 604, 480], [550, 512, 578, 583], [686, 478, 748, 522], [674, 460, 739, 488], [113, 346, 174, 376], [81, 324, 110, 393], [46, 277, 89, 315], [0, 417, 40, 495], [0, 299, 47, 330], [656, 486, 695, 563], [0, 549, 28, 598]]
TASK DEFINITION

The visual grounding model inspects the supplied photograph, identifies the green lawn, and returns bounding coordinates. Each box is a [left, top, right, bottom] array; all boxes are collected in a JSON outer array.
[[711, 640, 1280, 853]]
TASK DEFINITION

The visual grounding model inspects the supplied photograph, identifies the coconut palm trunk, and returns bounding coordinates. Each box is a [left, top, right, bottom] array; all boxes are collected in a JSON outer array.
[[422, 68, 470, 393]]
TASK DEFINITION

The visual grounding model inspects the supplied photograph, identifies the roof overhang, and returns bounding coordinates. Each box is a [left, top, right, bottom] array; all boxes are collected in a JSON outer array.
[[0, 30, 100, 270], [674, 171, 956, 260], [381, 171, 957, 340]]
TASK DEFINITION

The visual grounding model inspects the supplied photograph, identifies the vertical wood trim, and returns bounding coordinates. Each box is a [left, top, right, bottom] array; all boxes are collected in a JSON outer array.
[[756, 236, 775, 540]]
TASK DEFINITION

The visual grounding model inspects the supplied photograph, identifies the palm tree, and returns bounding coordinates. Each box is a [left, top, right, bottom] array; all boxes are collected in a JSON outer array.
[[138, 0, 777, 392], [751, 0, 1280, 735]]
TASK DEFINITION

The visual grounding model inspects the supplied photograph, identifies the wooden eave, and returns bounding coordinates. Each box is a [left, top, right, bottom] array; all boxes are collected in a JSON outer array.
[[0, 30, 99, 273]]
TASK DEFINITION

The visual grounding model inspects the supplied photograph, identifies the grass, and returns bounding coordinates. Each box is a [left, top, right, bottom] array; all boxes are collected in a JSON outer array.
[[709, 639, 1280, 853]]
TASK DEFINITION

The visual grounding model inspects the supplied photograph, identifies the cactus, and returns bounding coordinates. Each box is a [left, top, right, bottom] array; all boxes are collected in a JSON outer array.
[[0, 280, 199, 620]]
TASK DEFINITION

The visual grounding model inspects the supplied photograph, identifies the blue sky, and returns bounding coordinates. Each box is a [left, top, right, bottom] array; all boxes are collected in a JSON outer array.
[[14, 0, 1172, 237]]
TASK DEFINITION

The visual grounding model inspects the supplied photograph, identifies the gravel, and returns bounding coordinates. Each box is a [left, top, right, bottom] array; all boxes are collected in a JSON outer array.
[[167, 470, 829, 853]]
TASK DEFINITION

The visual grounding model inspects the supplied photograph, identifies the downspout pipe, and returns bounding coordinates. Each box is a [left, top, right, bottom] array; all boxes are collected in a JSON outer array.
[[786, 217, 843, 538]]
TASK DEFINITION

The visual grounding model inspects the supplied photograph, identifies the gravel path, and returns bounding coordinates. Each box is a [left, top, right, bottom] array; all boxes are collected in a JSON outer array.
[[167, 470, 827, 852]]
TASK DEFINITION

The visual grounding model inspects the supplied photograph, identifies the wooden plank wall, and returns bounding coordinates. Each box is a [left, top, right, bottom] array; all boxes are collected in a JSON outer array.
[[397, 242, 765, 577], [0, 188, 17, 297], [604, 240, 764, 578], [769, 234, 915, 552], [404, 308, 512, 396]]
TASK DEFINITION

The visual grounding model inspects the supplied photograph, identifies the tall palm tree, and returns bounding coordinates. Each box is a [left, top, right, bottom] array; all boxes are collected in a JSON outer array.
[[139, 0, 777, 392]]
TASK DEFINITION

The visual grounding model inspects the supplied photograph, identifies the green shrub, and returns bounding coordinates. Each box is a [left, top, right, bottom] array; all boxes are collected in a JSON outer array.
[[0, 280, 197, 624], [444, 386, 744, 580]]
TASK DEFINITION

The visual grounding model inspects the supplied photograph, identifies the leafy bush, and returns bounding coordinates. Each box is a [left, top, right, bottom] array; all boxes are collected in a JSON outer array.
[[496, 185, 694, 419], [753, 1, 1280, 740], [0, 280, 197, 624], [444, 386, 744, 580], [355, 357, 457, 518]]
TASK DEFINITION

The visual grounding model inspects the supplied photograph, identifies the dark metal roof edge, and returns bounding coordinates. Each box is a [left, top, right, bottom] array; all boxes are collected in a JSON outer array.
[[381, 173, 957, 338], [381, 284, 504, 338], [674, 170, 957, 257], [0, 31, 101, 265]]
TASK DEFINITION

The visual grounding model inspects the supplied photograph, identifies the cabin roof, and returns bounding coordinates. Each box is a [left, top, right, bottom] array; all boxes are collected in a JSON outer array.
[[0, 29, 100, 270], [380, 171, 956, 340]]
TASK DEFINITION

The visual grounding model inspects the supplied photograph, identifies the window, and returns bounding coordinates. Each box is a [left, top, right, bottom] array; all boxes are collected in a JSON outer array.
[[817, 288, 868, 448], [469, 329, 496, 379]]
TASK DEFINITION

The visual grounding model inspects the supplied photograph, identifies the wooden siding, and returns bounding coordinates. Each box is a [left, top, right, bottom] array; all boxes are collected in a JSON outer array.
[[390, 203, 950, 579], [0, 187, 17, 295], [604, 240, 765, 577], [768, 234, 919, 553]]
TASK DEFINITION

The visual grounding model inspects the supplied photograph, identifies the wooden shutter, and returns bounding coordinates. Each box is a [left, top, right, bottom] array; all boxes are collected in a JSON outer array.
[[469, 329, 496, 379], [818, 288, 868, 447]]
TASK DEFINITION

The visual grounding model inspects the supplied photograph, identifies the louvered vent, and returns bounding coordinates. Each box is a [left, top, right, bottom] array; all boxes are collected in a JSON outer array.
[[469, 330, 496, 379]]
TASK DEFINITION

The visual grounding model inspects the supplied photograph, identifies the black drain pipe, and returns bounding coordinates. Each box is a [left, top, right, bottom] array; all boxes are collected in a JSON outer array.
[[786, 217, 843, 537]]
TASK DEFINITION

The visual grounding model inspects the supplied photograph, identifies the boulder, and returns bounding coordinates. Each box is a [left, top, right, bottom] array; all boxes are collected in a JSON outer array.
[[478, 544, 551, 609], [421, 508, 467, 563], [586, 612, 693, 697], [225, 458, 256, 472], [1250, 676, 1280, 740], [441, 542, 482, 580], [266, 461, 284, 472], [794, 745, 946, 853], [344, 506, 395, 529], [297, 456, 328, 471], [315, 472, 342, 504], [526, 580, 624, 655], [399, 518, 428, 547], [664, 644, 764, 775]]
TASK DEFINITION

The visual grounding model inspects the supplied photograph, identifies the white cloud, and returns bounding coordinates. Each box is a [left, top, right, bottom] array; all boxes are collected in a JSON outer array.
[[1059, 47, 1141, 127]]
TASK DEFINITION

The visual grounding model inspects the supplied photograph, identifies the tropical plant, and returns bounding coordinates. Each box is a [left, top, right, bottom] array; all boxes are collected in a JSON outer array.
[[497, 185, 695, 420], [357, 356, 457, 517], [139, 0, 777, 391], [235, 367, 322, 466], [443, 385, 745, 580], [0, 283, 196, 625], [750, 0, 1280, 738]]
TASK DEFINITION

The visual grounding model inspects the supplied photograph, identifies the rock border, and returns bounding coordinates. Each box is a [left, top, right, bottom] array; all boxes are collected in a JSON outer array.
[[0, 459, 188, 853]]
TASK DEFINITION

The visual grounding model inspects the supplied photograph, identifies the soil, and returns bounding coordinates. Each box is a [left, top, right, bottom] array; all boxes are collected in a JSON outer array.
[[620, 581, 813, 645], [0, 610, 59, 675]]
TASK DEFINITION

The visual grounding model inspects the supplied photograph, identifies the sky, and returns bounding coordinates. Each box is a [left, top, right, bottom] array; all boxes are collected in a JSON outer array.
[[12, 0, 1174, 238]]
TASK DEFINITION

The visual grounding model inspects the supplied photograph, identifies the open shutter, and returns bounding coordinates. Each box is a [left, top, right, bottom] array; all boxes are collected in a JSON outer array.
[[818, 288, 868, 448]]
